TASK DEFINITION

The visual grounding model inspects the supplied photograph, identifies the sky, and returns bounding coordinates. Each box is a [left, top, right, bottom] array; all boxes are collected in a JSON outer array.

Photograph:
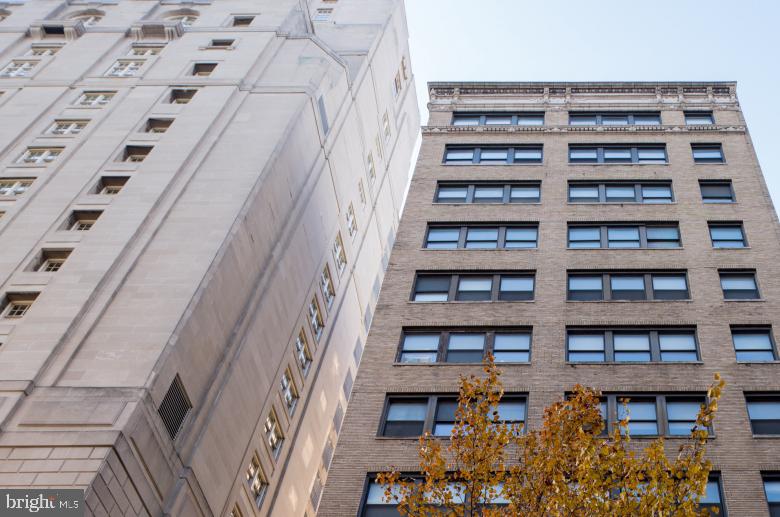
[[404, 0, 780, 213]]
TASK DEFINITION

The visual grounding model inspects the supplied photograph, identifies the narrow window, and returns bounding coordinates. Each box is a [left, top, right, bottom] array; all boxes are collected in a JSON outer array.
[[366, 152, 376, 185], [320, 265, 335, 308], [308, 297, 324, 340], [346, 203, 357, 237], [699, 474, 724, 516], [332, 233, 347, 273], [280, 369, 299, 414], [264, 411, 284, 457], [144, 118, 173, 133], [245, 453, 268, 508], [720, 271, 759, 299], [191, 63, 216, 76], [318, 95, 329, 134], [746, 396, 780, 435], [732, 328, 776, 362], [169, 89, 197, 104], [295, 329, 312, 374], [433, 398, 458, 436], [763, 474, 780, 515], [382, 112, 391, 142], [119, 145, 153, 163]]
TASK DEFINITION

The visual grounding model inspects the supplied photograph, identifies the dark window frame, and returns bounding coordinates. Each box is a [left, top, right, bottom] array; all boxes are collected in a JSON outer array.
[[425, 224, 539, 249], [719, 270, 760, 300], [567, 223, 681, 249], [568, 181, 674, 203], [699, 473, 726, 516], [412, 272, 536, 302], [731, 326, 777, 362], [699, 180, 735, 203], [568, 144, 668, 164], [451, 112, 545, 126], [568, 112, 661, 126], [443, 145, 543, 165], [709, 222, 747, 248], [566, 327, 700, 363], [601, 393, 709, 437], [746, 394, 780, 436], [692, 143, 725, 163], [435, 181, 541, 204], [567, 271, 690, 302], [685, 111, 715, 125], [762, 472, 780, 516], [397, 328, 533, 364]]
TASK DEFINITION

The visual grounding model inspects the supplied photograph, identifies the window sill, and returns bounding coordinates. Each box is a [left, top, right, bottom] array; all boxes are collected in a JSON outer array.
[[4, 164, 49, 170], [420, 248, 539, 251], [752, 435, 780, 439], [566, 247, 684, 251], [433, 202, 543, 206], [374, 436, 425, 441], [567, 163, 669, 166], [724, 298, 764, 302], [565, 299, 692, 303], [0, 195, 21, 202], [567, 202, 678, 205], [737, 360, 780, 365], [393, 362, 531, 367], [567, 361, 703, 366], [442, 163, 544, 166], [712, 246, 751, 250], [410, 300, 536, 304]]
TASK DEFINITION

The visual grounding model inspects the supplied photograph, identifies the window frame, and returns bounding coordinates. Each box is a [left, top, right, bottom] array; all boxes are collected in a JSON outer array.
[[601, 393, 709, 437], [397, 328, 532, 364], [699, 180, 735, 203], [0, 178, 34, 197], [692, 143, 725, 163], [244, 452, 269, 509], [731, 326, 777, 362], [567, 271, 690, 301], [411, 272, 536, 303], [566, 327, 700, 364], [567, 223, 681, 249], [263, 409, 284, 458], [434, 182, 541, 204], [719, 270, 760, 300], [568, 112, 661, 126], [568, 144, 668, 164], [762, 472, 780, 516], [709, 222, 747, 248], [443, 145, 543, 165], [685, 111, 715, 125], [425, 224, 539, 250], [451, 112, 545, 126], [75, 91, 115, 107], [746, 394, 780, 436], [105, 59, 145, 78], [568, 181, 674, 204], [47, 119, 88, 136]]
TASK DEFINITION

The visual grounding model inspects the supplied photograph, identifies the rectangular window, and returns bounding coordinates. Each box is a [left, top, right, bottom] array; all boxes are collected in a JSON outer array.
[[452, 112, 544, 126], [567, 272, 688, 301], [732, 327, 776, 362], [700, 180, 735, 203], [29, 46, 61, 56], [106, 60, 144, 77], [392, 71, 402, 97], [169, 89, 196, 104], [569, 145, 667, 164], [567, 224, 680, 249], [412, 275, 450, 302], [709, 223, 746, 248], [720, 271, 759, 300], [320, 265, 335, 308], [130, 45, 162, 56], [413, 273, 534, 302], [233, 15, 254, 26], [746, 396, 780, 435], [499, 276, 534, 300], [308, 297, 324, 340], [77, 91, 115, 107], [332, 233, 347, 274], [569, 182, 673, 203], [382, 395, 526, 437], [685, 112, 714, 125], [36, 249, 71, 272], [444, 145, 543, 165], [346, 203, 357, 237], [599, 394, 707, 437], [2, 292, 39, 319], [618, 398, 658, 435], [96, 176, 128, 195], [567, 329, 699, 363], [398, 329, 531, 364], [763, 474, 780, 516], [0, 60, 37, 77], [435, 182, 540, 204], [0, 178, 33, 197], [692, 144, 724, 163], [699, 475, 724, 516], [456, 276, 492, 301], [313, 8, 333, 21], [144, 118, 173, 133], [207, 39, 235, 49], [47, 120, 88, 135], [280, 369, 299, 414], [569, 112, 661, 126], [191, 63, 217, 76], [318, 96, 329, 134], [426, 225, 537, 249], [264, 411, 284, 457], [295, 329, 312, 374], [245, 453, 268, 508], [17, 147, 62, 165], [382, 112, 391, 142], [118, 145, 153, 163], [67, 210, 102, 231]]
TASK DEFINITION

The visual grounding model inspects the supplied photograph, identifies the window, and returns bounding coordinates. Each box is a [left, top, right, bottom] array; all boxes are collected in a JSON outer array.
[[381, 395, 526, 437], [313, 8, 333, 21], [413, 273, 534, 302], [392, 71, 402, 97], [36, 249, 71, 273], [398, 329, 531, 364], [763, 474, 780, 516], [230, 505, 242, 517], [699, 475, 724, 516], [318, 95, 329, 134], [366, 152, 376, 185], [599, 394, 707, 437], [567, 224, 680, 249], [732, 327, 776, 362], [0, 178, 33, 196], [264, 410, 284, 457], [71, 12, 103, 26], [685, 111, 714, 125], [2, 292, 39, 319], [191, 63, 216, 76], [106, 60, 143, 77], [332, 233, 347, 273], [566, 327, 699, 363], [382, 112, 391, 142], [0, 60, 37, 77], [29, 46, 60, 56], [426, 225, 538, 249], [130, 45, 162, 56], [309, 297, 324, 340], [95, 176, 128, 195], [567, 272, 689, 301], [67, 210, 101, 231], [692, 144, 724, 163], [233, 15, 254, 26], [363, 481, 402, 516], [435, 182, 541, 204], [569, 112, 661, 126], [17, 147, 62, 165], [207, 39, 235, 50], [358, 179, 366, 205], [320, 265, 335, 308], [709, 223, 746, 248], [569, 145, 667, 164], [41, 25, 66, 37], [119, 145, 152, 163], [166, 14, 198, 27], [444, 145, 543, 165], [245, 454, 268, 508], [720, 271, 759, 300], [47, 120, 88, 135], [568, 182, 673, 203], [451, 112, 544, 126], [280, 370, 299, 414], [346, 203, 357, 237], [700, 180, 735, 203], [76, 91, 114, 107], [295, 329, 312, 374], [144, 118, 173, 133], [169, 89, 196, 104], [746, 396, 780, 435]]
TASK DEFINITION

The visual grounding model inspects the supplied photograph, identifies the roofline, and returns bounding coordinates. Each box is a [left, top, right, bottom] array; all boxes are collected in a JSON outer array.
[[427, 80, 738, 89]]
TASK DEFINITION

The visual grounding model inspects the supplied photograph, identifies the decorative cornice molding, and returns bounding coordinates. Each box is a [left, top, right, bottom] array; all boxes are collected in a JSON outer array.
[[129, 20, 184, 41], [422, 124, 746, 135]]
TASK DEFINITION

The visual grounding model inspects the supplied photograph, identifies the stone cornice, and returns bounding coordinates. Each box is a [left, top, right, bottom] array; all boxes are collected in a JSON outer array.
[[428, 82, 737, 100], [422, 124, 745, 135]]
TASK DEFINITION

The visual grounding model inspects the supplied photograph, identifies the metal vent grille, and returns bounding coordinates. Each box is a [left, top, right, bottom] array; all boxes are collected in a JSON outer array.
[[157, 375, 191, 440]]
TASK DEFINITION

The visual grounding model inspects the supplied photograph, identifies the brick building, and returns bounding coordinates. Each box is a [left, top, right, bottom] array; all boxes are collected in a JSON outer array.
[[319, 82, 780, 516], [0, 1, 419, 515]]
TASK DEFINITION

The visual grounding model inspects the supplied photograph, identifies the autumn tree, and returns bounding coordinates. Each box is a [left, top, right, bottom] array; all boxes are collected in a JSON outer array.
[[377, 356, 724, 517]]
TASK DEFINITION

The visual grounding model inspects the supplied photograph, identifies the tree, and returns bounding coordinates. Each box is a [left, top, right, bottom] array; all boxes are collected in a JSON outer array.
[[376, 355, 725, 517]]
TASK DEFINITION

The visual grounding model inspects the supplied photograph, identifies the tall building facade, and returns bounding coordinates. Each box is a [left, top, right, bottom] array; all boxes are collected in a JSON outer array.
[[320, 82, 780, 516], [0, 1, 419, 515]]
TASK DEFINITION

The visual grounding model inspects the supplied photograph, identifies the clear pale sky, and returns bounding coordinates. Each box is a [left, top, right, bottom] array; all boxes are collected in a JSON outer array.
[[405, 0, 780, 214]]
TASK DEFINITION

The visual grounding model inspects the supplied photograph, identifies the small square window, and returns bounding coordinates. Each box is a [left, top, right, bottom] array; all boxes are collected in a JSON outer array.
[[35, 249, 72, 272], [245, 453, 268, 508], [119, 145, 153, 163], [144, 118, 173, 133], [692, 144, 724, 163], [456, 276, 492, 301], [169, 89, 197, 104], [208, 39, 235, 49], [709, 223, 746, 248], [720, 271, 760, 300], [95, 176, 128, 195], [383, 398, 427, 437], [732, 328, 776, 362], [48, 120, 88, 135], [67, 210, 101, 231], [191, 63, 217, 77], [232, 15, 254, 26], [76, 91, 114, 107], [399, 333, 439, 363], [413, 275, 450, 302], [763, 474, 780, 514], [746, 396, 780, 435], [445, 333, 485, 363], [2, 292, 39, 319], [700, 180, 734, 203]]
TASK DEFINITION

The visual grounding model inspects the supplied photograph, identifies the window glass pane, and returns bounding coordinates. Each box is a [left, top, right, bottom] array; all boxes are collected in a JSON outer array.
[[569, 227, 601, 248], [494, 334, 530, 350], [484, 116, 512, 125], [646, 227, 680, 246], [446, 149, 474, 161], [659, 333, 696, 350], [693, 148, 723, 160], [641, 185, 672, 202], [765, 479, 780, 502], [569, 185, 599, 200], [505, 228, 537, 248], [614, 333, 650, 350], [634, 114, 661, 125], [701, 479, 721, 504], [514, 148, 542, 161], [733, 332, 773, 350], [721, 275, 757, 290], [480, 149, 508, 161], [568, 334, 605, 351], [747, 400, 780, 420], [437, 187, 467, 201], [426, 228, 460, 248], [603, 148, 632, 161], [652, 276, 687, 290], [510, 186, 539, 200], [452, 116, 480, 126], [606, 185, 636, 200], [465, 228, 498, 248], [611, 276, 645, 290], [569, 276, 602, 290], [497, 400, 525, 422], [701, 184, 732, 200], [602, 115, 629, 126], [459, 277, 492, 291], [448, 333, 485, 350], [666, 400, 701, 421], [403, 334, 439, 351], [637, 148, 666, 162], [570, 148, 597, 160], [710, 226, 743, 240], [517, 115, 544, 126], [607, 227, 640, 247], [416, 276, 450, 292], [686, 113, 714, 125], [473, 187, 504, 201], [569, 115, 596, 125], [387, 401, 427, 421]]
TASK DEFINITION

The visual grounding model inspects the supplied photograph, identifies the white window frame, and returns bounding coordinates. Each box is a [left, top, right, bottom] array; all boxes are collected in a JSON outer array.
[[0, 178, 33, 196], [17, 147, 61, 165], [346, 203, 357, 237], [295, 329, 312, 374], [106, 60, 144, 78], [320, 265, 336, 308], [308, 297, 324, 340], [280, 370, 299, 414], [245, 453, 268, 508], [264, 411, 283, 457], [76, 91, 114, 107], [0, 60, 38, 78], [332, 233, 347, 274], [129, 45, 162, 56], [47, 119, 88, 135], [28, 46, 61, 57]]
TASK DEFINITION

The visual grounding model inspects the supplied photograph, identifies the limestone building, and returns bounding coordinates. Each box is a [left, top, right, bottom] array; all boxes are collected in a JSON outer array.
[[319, 82, 780, 516], [0, 1, 419, 515]]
